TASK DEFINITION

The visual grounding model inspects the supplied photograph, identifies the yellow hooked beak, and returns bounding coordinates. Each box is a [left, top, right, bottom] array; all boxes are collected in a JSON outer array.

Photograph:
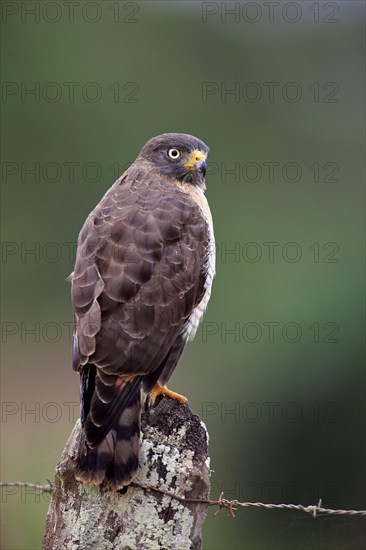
[[184, 150, 207, 174]]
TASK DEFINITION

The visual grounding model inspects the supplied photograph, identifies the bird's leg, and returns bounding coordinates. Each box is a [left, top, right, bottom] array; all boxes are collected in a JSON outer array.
[[149, 383, 188, 407]]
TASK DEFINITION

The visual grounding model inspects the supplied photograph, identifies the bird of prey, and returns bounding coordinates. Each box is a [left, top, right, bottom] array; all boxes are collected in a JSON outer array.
[[70, 133, 215, 490]]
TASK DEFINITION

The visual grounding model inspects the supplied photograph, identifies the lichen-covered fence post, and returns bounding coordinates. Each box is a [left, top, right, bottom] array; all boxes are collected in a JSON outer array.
[[43, 397, 211, 550]]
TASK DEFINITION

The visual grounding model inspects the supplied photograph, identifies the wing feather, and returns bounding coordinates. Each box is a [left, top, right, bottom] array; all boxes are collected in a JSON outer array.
[[71, 163, 212, 445]]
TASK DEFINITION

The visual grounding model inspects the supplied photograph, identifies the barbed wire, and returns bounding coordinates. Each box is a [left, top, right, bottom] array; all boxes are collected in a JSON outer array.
[[133, 484, 366, 518], [0, 481, 53, 493], [1, 480, 366, 518]]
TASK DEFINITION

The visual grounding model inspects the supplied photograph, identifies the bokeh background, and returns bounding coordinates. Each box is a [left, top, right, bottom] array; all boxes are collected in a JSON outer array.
[[1, 1, 365, 549]]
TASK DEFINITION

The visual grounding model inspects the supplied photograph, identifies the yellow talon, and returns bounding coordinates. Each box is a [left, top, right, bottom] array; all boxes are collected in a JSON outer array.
[[149, 383, 188, 406]]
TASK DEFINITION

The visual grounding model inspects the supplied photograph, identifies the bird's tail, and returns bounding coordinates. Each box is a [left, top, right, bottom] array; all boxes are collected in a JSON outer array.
[[75, 388, 141, 490]]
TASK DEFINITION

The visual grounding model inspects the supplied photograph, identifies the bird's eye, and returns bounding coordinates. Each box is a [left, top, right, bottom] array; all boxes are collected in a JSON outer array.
[[168, 148, 181, 160]]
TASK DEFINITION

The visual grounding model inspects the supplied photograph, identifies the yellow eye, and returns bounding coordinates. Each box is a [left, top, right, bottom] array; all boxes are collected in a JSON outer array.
[[168, 148, 181, 160]]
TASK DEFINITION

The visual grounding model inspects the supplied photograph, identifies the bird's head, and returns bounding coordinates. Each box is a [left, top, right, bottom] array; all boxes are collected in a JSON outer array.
[[139, 133, 209, 187]]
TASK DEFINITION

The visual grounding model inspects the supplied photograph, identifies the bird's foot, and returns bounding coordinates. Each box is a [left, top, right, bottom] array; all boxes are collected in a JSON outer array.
[[148, 383, 188, 408]]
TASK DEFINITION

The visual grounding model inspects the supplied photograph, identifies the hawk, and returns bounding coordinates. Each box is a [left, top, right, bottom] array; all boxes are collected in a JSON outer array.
[[70, 133, 215, 490]]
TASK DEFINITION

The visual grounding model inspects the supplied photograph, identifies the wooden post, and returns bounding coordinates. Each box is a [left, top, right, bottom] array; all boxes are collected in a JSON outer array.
[[42, 397, 211, 550]]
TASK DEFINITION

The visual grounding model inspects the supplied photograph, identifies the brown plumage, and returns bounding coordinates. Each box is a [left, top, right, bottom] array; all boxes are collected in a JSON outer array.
[[71, 133, 215, 490]]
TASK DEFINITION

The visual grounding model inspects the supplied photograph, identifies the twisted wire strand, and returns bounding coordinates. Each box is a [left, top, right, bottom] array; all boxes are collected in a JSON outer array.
[[1, 481, 366, 517]]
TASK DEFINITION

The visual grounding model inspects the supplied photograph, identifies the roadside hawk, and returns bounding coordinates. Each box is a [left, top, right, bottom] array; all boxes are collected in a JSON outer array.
[[70, 133, 215, 490]]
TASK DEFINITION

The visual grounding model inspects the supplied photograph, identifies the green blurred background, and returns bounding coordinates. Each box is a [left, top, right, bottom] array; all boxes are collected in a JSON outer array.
[[1, 1, 365, 549]]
